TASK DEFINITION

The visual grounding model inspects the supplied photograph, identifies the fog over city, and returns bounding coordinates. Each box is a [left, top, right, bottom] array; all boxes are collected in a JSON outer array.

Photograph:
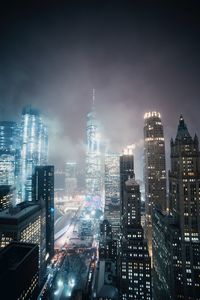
[[0, 2, 200, 178]]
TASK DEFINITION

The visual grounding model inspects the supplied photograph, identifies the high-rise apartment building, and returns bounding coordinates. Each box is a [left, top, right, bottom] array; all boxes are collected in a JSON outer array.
[[119, 148, 151, 300], [86, 91, 104, 201], [153, 116, 200, 299], [32, 165, 54, 261], [20, 106, 48, 201], [143, 111, 167, 257], [104, 153, 120, 233]]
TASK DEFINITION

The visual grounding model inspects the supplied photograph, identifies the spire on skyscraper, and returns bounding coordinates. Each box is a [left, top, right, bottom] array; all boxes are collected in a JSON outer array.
[[176, 115, 191, 141]]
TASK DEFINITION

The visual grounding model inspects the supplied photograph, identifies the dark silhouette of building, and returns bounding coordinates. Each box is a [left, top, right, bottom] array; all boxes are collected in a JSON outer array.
[[143, 111, 167, 258], [119, 149, 151, 300], [32, 165, 54, 261], [153, 116, 200, 299], [120, 146, 135, 220], [0, 242, 39, 299]]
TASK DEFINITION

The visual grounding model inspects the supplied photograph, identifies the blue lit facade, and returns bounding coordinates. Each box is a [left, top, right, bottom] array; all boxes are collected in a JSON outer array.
[[86, 99, 104, 202], [20, 106, 48, 202]]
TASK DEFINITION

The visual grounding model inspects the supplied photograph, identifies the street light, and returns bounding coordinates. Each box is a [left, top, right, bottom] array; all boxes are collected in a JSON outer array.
[[58, 279, 64, 288]]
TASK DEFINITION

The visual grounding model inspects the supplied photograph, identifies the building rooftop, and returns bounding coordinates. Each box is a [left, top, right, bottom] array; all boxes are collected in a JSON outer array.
[[0, 203, 40, 224]]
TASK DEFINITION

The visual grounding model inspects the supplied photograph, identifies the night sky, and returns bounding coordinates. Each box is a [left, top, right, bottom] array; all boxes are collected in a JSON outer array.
[[0, 1, 200, 178]]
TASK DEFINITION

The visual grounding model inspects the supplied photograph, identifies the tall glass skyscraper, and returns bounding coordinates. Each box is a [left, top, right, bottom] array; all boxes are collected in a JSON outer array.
[[143, 111, 167, 258], [20, 106, 48, 202], [85, 91, 104, 203]]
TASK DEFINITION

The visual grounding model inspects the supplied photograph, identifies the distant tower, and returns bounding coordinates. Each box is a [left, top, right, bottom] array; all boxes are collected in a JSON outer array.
[[143, 111, 167, 257], [20, 106, 48, 202], [119, 146, 152, 299], [85, 90, 104, 202]]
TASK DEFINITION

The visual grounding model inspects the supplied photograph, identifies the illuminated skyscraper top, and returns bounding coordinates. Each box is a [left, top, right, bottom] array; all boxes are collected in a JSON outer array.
[[20, 106, 48, 202], [144, 111, 166, 258]]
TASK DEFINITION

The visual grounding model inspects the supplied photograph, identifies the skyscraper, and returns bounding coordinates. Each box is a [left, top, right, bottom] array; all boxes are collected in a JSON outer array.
[[32, 165, 54, 262], [119, 149, 151, 300], [153, 116, 200, 299], [20, 106, 48, 201], [104, 153, 120, 233], [143, 111, 167, 257], [86, 90, 104, 202]]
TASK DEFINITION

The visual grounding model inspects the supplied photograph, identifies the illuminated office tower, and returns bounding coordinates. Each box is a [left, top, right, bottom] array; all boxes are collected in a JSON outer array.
[[153, 116, 200, 299], [20, 106, 48, 202], [0, 121, 20, 187], [119, 149, 151, 300], [86, 90, 104, 201], [32, 165, 54, 262], [65, 162, 77, 197], [104, 153, 120, 233], [0, 201, 46, 282], [143, 111, 167, 257]]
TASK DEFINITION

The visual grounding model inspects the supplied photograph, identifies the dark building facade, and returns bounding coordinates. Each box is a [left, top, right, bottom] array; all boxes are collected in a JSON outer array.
[[153, 116, 200, 300], [119, 149, 151, 300], [119, 178, 151, 300], [143, 111, 167, 258], [120, 146, 135, 220], [32, 165, 54, 261], [0, 242, 39, 299]]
